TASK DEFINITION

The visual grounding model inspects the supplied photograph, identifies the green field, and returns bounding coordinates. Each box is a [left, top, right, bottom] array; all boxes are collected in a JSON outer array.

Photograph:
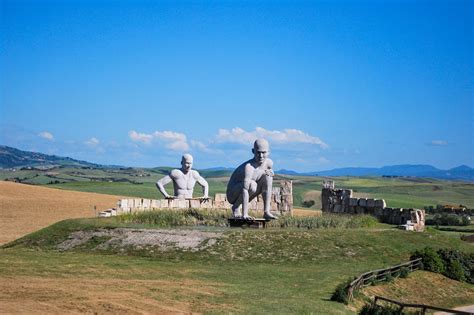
[[2, 216, 473, 314], [1, 166, 473, 209]]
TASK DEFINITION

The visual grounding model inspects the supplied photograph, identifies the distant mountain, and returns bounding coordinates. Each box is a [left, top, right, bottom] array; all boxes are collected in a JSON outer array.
[[276, 164, 474, 181], [2, 145, 472, 181], [277, 169, 301, 175], [0, 145, 101, 168]]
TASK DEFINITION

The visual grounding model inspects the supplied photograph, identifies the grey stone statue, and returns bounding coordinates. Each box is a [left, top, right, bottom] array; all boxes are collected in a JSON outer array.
[[226, 139, 278, 220], [156, 154, 209, 199]]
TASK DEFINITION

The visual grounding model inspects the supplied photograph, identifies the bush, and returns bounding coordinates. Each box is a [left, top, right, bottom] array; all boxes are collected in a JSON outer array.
[[359, 303, 405, 315], [445, 260, 466, 282], [437, 248, 473, 283], [330, 278, 351, 304], [302, 200, 315, 208], [385, 274, 394, 283], [399, 267, 410, 278], [426, 213, 469, 226], [412, 247, 474, 284], [411, 247, 445, 274], [461, 216, 470, 226]]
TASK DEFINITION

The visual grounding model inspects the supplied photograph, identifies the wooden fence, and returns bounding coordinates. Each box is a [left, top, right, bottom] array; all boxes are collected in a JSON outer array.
[[372, 296, 473, 315], [347, 258, 422, 300]]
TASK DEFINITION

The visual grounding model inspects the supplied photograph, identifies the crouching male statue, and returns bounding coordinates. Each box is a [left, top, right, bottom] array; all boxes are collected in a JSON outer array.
[[226, 139, 278, 220], [156, 154, 209, 199]]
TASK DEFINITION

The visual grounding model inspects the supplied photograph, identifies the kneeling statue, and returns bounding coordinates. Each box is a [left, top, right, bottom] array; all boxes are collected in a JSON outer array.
[[226, 139, 278, 220]]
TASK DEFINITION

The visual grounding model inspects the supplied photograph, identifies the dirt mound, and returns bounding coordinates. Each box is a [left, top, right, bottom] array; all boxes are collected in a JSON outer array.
[[58, 228, 223, 252], [0, 181, 123, 245]]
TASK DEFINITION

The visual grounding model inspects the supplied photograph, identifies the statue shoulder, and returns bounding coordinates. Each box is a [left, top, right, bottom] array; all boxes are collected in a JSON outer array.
[[191, 170, 201, 178], [169, 169, 182, 178]]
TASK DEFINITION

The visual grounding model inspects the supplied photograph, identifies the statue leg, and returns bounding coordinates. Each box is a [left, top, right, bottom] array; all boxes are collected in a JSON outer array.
[[261, 174, 277, 219], [231, 196, 242, 218], [242, 181, 258, 219]]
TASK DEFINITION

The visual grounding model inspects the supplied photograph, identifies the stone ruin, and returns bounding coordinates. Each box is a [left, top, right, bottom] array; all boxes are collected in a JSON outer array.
[[99, 180, 293, 217], [321, 180, 425, 232]]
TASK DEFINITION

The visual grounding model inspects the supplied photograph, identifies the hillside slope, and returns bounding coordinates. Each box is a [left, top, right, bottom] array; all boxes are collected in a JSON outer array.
[[0, 181, 123, 244], [0, 145, 100, 168]]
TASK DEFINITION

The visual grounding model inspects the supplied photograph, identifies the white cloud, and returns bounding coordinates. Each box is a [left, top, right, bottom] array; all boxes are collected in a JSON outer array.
[[38, 131, 54, 141], [84, 137, 100, 147], [216, 127, 328, 148], [430, 140, 448, 146], [317, 157, 330, 164], [129, 130, 154, 144], [190, 140, 222, 154], [129, 130, 189, 151]]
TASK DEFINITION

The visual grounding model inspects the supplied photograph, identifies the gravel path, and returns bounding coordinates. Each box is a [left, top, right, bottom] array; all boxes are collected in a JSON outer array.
[[58, 228, 223, 251]]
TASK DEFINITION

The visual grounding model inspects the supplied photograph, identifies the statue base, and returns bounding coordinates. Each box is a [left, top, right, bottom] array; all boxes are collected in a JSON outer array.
[[228, 218, 270, 229]]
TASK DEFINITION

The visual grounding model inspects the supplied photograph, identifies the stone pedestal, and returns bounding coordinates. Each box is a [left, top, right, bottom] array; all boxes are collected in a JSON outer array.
[[228, 218, 270, 229]]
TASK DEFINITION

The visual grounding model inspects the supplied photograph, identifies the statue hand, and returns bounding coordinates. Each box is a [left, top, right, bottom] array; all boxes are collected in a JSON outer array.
[[265, 169, 274, 177], [165, 195, 176, 199]]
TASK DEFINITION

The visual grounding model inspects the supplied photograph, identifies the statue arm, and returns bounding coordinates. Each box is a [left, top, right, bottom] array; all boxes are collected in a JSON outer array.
[[156, 175, 173, 198], [195, 172, 209, 198], [265, 159, 274, 176]]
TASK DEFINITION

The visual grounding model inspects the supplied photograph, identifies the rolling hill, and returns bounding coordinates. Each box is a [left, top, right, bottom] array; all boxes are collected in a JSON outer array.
[[1, 145, 472, 180]]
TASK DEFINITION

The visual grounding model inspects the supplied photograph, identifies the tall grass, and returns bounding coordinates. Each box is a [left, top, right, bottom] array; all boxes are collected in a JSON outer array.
[[117, 208, 231, 227], [117, 209, 379, 229], [266, 214, 378, 229]]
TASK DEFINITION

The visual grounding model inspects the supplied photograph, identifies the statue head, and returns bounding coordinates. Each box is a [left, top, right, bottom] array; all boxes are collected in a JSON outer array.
[[252, 138, 270, 165], [181, 154, 193, 173]]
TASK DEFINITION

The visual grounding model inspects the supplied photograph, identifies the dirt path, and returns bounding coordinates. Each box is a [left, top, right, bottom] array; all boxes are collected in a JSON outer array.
[[435, 305, 474, 315], [0, 181, 123, 245]]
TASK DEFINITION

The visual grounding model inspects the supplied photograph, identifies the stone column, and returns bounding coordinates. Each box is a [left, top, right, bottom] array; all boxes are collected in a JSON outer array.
[[280, 180, 293, 216]]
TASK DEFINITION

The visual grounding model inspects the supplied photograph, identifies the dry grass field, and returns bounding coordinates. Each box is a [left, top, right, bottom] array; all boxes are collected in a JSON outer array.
[[0, 181, 123, 245], [0, 275, 224, 314]]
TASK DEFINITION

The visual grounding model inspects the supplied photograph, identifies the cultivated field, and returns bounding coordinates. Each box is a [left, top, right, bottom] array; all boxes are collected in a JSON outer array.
[[0, 181, 123, 245], [2, 166, 473, 209]]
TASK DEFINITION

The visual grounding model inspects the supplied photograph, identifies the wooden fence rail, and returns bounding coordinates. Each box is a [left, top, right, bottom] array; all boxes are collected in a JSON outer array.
[[347, 258, 422, 301], [373, 296, 473, 315]]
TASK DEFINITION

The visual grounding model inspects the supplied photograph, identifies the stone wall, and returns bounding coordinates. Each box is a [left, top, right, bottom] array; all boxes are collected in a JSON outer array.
[[105, 180, 293, 217], [321, 181, 424, 231]]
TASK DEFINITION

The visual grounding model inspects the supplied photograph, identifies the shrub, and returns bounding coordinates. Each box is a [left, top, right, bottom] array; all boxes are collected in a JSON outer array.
[[461, 216, 470, 226], [330, 278, 351, 304], [385, 274, 394, 283], [426, 213, 468, 226], [302, 200, 315, 208], [445, 260, 466, 282], [411, 247, 445, 273], [359, 303, 405, 315], [399, 267, 410, 278], [412, 247, 474, 284], [437, 248, 473, 283]]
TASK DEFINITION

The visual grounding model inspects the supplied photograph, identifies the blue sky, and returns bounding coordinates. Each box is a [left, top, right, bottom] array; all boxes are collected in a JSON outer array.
[[1, 0, 472, 171]]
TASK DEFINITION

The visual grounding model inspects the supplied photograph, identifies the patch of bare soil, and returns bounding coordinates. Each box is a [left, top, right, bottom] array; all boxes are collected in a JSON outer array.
[[0, 275, 227, 314], [292, 208, 322, 217], [58, 229, 223, 252], [0, 181, 123, 245], [461, 234, 474, 243]]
